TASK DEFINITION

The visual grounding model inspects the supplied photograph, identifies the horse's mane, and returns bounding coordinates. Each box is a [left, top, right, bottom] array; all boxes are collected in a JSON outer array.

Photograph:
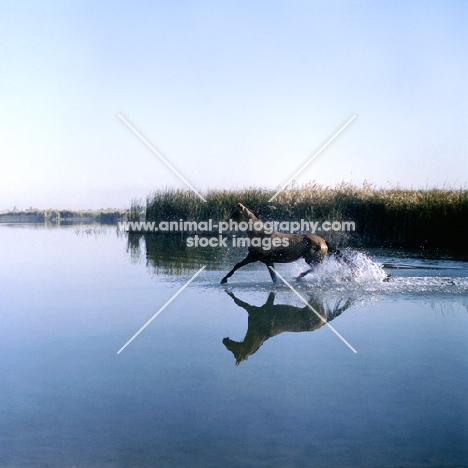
[[249, 209, 261, 220]]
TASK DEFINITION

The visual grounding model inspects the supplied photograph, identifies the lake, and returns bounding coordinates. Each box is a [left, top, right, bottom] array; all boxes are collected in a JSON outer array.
[[1, 224, 467, 467]]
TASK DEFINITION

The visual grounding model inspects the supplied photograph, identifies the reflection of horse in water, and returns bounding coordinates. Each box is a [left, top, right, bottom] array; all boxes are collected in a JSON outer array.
[[221, 203, 330, 284], [223, 291, 353, 365]]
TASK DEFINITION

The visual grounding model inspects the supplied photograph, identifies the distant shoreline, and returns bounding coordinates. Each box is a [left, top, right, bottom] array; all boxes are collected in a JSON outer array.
[[0, 209, 127, 224]]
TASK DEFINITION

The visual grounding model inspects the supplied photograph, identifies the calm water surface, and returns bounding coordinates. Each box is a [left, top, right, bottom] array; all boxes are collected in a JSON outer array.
[[1, 225, 467, 467]]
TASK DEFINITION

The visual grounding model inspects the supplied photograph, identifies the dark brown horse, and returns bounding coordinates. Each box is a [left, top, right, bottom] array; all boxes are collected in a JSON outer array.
[[220, 203, 329, 283]]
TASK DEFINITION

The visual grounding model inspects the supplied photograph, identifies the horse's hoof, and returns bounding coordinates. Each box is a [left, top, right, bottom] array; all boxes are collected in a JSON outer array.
[[383, 274, 394, 282], [220, 278, 228, 284]]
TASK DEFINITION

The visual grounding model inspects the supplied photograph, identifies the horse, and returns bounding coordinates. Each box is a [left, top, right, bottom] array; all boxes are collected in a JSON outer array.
[[220, 203, 329, 284]]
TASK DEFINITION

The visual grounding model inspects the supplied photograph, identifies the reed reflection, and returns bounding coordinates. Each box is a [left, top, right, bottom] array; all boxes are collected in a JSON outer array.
[[223, 291, 353, 365], [130, 233, 244, 275]]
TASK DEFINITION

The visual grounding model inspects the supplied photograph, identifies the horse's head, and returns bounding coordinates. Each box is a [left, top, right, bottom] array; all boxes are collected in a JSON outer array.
[[227, 203, 259, 224], [222, 337, 254, 365]]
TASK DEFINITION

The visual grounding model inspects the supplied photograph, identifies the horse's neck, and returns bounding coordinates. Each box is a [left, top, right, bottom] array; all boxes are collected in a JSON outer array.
[[244, 212, 267, 237]]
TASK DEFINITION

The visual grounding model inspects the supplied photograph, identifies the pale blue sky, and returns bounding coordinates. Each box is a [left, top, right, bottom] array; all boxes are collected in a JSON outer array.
[[1, 1, 467, 209]]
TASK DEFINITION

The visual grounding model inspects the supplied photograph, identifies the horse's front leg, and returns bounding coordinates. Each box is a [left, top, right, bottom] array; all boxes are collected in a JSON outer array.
[[221, 254, 256, 284]]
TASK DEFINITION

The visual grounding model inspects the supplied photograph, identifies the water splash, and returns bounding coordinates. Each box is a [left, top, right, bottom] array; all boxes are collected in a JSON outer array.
[[298, 249, 388, 284]]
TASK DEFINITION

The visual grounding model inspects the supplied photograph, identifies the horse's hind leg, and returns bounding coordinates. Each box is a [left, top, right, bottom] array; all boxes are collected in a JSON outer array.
[[221, 253, 256, 284], [296, 258, 317, 280], [334, 249, 359, 276], [297, 268, 313, 280], [296, 251, 323, 280]]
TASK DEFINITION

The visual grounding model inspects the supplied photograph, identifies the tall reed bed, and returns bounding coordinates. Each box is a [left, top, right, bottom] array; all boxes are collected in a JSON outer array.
[[144, 184, 468, 250], [145, 187, 274, 221]]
